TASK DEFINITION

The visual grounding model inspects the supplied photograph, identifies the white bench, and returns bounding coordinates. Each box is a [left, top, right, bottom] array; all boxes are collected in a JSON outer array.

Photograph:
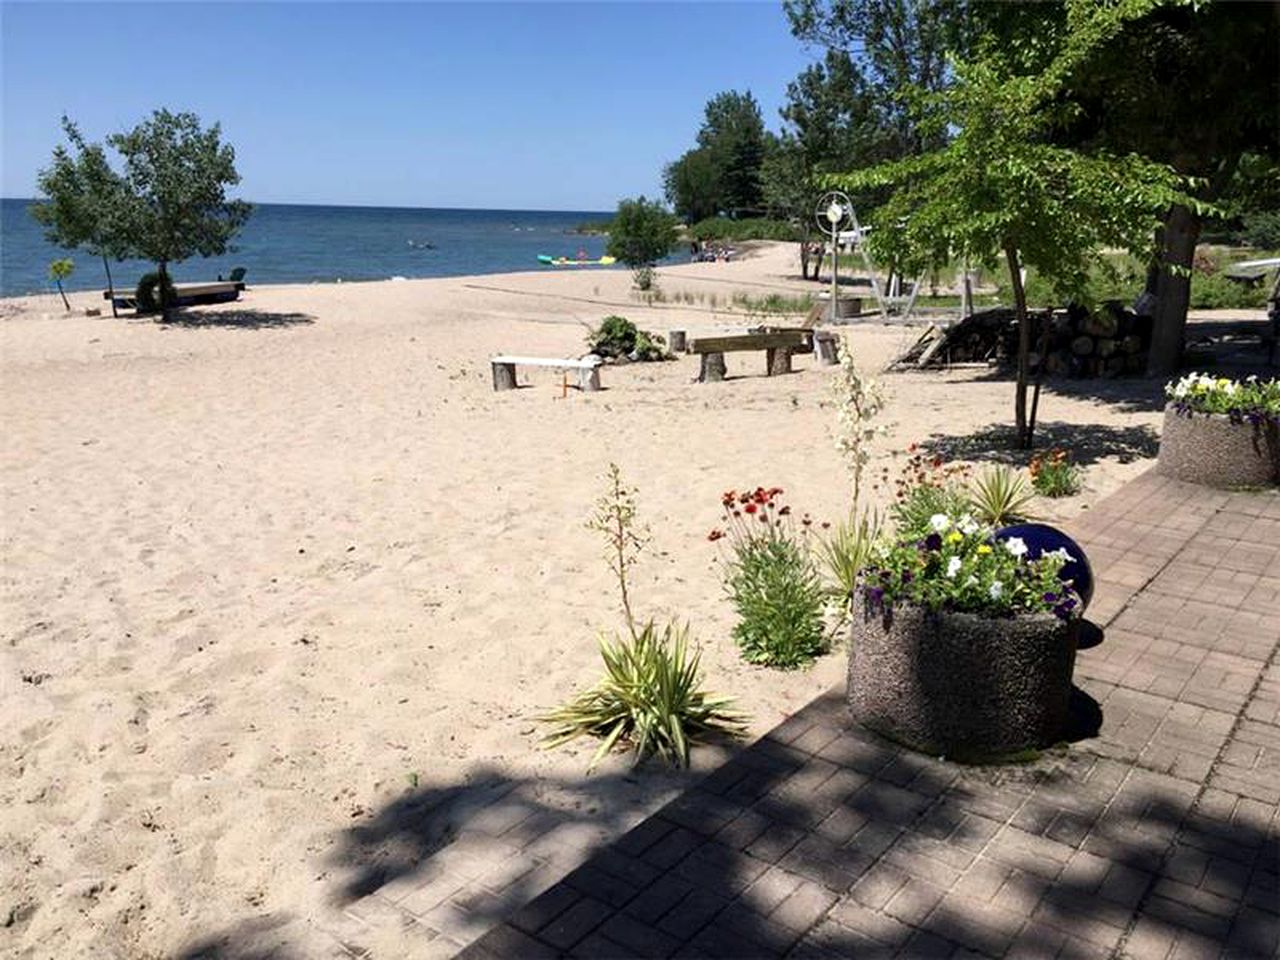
[[490, 354, 603, 392]]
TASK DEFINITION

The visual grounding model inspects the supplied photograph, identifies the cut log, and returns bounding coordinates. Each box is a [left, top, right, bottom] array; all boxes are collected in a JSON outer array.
[[699, 352, 727, 383], [1096, 338, 1118, 358], [1071, 336, 1095, 357], [1121, 334, 1144, 355], [668, 329, 687, 353]]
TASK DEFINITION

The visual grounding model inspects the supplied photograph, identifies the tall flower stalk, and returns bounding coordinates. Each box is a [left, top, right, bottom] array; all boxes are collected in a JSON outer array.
[[587, 463, 650, 640], [831, 336, 887, 509]]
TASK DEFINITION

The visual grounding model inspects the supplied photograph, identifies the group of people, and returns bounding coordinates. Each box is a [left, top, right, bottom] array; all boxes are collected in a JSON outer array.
[[689, 240, 735, 263]]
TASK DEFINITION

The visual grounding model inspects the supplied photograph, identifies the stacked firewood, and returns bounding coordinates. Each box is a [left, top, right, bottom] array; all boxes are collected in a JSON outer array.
[[900, 303, 1154, 378], [1032, 302, 1154, 379]]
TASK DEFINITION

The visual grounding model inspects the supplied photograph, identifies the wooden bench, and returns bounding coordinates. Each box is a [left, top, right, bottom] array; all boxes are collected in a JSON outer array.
[[688, 330, 811, 382], [490, 354, 603, 392], [103, 280, 245, 310]]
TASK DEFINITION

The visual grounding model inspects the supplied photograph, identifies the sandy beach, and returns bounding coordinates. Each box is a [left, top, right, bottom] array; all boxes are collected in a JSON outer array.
[[2, 242, 1180, 957]]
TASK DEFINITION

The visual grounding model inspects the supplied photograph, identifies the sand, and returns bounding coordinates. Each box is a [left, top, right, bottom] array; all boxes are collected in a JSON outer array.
[[1, 242, 1172, 957]]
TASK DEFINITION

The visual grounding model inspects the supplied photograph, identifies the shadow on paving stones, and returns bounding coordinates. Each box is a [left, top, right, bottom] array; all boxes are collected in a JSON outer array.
[[454, 689, 1277, 960], [918, 420, 1160, 468], [160, 308, 316, 330]]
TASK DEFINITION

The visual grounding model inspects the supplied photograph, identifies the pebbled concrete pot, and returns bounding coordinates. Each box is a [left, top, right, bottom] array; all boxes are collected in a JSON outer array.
[[847, 598, 1079, 762], [1157, 404, 1279, 487]]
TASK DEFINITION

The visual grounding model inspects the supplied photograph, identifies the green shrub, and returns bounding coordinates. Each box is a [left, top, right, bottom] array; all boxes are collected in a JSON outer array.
[[1239, 210, 1280, 250], [135, 271, 176, 314], [587, 315, 668, 361], [1188, 271, 1267, 309], [540, 620, 744, 771], [1029, 449, 1082, 497], [711, 488, 828, 669]]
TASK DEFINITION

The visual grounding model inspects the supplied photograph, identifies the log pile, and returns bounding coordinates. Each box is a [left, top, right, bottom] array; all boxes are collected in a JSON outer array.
[[894, 302, 1155, 378]]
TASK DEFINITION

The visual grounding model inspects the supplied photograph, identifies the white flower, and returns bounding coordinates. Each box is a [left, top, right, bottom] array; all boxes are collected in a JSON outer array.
[[964, 575, 978, 588], [946, 557, 962, 579], [958, 514, 980, 536], [989, 581, 1004, 599], [930, 514, 951, 533], [1004, 537, 1028, 558], [1044, 547, 1076, 564]]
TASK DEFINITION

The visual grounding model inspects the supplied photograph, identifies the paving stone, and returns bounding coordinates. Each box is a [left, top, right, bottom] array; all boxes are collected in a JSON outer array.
[[596, 912, 681, 958], [538, 896, 613, 951], [768, 881, 837, 932], [655, 888, 729, 941]]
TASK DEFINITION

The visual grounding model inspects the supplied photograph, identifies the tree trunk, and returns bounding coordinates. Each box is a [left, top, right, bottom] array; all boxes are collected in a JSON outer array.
[[1027, 311, 1054, 446], [799, 240, 810, 281], [103, 255, 118, 318], [158, 260, 171, 322], [55, 279, 70, 312], [1146, 204, 1202, 378], [1004, 245, 1031, 449]]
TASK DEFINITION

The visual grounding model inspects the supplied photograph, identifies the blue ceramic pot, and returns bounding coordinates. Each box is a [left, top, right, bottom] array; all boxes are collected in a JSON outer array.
[[995, 523, 1093, 612]]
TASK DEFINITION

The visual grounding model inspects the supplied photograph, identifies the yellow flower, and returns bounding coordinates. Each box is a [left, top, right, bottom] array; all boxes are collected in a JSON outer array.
[[947, 531, 963, 543], [977, 544, 993, 555]]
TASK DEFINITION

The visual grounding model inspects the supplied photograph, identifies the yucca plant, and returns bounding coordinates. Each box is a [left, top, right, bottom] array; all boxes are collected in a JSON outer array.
[[968, 464, 1038, 527], [817, 509, 881, 604], [541, 620, 744, 771]]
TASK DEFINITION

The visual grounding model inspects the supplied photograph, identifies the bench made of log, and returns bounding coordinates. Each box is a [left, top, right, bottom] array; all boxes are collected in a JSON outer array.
[[490, 354, 603, 392], [687, 330, 810, 382]]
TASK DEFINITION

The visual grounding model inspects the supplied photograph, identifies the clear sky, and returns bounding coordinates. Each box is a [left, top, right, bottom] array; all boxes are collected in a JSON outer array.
[[2, 1, 820, 210]]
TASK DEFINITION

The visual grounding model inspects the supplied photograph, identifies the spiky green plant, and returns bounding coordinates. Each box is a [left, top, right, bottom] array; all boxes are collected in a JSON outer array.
[[541, 621, 744, 770], [817, 509, 881, 603], [968, 465, 1038, 527]]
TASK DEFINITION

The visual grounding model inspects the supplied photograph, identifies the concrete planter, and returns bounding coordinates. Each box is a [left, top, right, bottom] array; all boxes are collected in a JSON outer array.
[[1157, 404, 1280, 488], [847, 598, 1078, 761]]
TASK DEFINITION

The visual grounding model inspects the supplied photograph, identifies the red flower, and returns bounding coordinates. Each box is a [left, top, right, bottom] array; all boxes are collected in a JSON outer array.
[[744, 503, 758, 515]]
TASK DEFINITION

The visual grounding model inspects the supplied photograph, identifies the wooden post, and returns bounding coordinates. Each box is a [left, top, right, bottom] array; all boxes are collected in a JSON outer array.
[[580, 366, 602, 391], [766, 347, 792, 376], [491, 361, 518, 391], [668, 329, 687, 353], [699, 352, 726, 383]]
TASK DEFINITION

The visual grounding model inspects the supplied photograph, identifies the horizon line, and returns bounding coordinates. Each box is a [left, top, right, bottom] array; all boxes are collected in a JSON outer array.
[[1, 197, 617, 215]]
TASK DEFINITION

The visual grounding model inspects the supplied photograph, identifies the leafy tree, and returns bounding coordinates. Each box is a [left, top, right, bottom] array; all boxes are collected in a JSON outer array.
[[1053, 1, 1280, 375], [606, 197, 678, 289], [30, 117, 135, 317], [106, 109, 252, 318], [696, 90, 768, 217], [663, 148, 720, 223], [48, 259, 74, 311], [831, 0, 1198, 449]]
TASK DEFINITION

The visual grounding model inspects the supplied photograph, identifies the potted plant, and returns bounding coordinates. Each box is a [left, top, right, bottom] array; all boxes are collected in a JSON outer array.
[[1159, 374, 1280, 487], [848, 511, 1083, 762]]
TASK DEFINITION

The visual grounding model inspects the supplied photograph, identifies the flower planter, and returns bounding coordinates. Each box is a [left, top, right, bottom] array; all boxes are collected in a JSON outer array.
[[1157, 403, 1280, 487], [847, 599, 1079, 761]]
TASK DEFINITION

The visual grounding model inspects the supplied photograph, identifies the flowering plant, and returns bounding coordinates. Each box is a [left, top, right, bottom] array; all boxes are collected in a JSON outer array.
[[1029, 448, 1081, 498], [831, 340, 888, 506], [1166, 373, 1280, 425], [709, 487, 828, 669], [862, 510, 1080, 621]]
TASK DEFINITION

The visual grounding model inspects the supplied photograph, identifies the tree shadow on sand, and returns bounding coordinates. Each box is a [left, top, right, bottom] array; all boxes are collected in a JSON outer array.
[[919, 420, 1160, 468], [161, 308, 316, 330]]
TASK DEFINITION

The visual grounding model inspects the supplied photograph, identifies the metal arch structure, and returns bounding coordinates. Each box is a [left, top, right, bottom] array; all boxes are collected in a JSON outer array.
[[814, 191, 888, 319]]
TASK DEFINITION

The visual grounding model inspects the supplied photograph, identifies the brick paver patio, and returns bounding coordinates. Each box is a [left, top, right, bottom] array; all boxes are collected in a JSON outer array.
[[450, 470, 1280, 959]]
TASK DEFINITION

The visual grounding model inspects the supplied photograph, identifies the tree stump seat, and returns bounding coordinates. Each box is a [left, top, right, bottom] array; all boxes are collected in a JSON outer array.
[[490, 354, 602, 392]]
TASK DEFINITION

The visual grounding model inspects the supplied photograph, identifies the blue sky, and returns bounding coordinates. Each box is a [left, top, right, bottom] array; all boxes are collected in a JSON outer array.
[[2, 2, 819, 210]]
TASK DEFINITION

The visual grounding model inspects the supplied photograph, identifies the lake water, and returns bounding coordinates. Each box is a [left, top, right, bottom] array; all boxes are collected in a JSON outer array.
[[0, 200, 617, 298]]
